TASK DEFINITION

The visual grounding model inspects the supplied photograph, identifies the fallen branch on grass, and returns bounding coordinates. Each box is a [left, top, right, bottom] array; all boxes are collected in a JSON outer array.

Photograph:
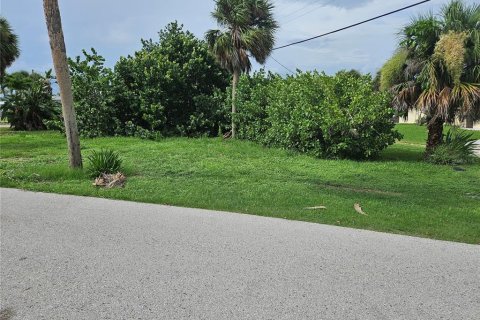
[[93, 172, 126, 188], [354, 203, 367, 215]]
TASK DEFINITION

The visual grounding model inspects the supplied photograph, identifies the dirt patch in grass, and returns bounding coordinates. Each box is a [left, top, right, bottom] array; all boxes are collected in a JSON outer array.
[[0, 157, 31, 163]]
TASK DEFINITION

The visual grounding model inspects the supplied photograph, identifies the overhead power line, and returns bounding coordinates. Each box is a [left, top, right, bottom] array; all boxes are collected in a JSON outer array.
[[270, 56, 296, 74], [273, 0, 431, 51], [281, 0, 336, 26], [279, 0, 324, 20]]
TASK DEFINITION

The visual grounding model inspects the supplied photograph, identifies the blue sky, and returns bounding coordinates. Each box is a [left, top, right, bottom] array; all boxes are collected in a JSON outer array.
[[1, 0, 476, 75]]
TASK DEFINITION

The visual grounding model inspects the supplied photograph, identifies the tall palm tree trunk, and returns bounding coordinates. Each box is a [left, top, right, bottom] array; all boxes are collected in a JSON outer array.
[[231, 69, 240, 139], [43, 0, 82, 168], [425, 117, 444, 156]]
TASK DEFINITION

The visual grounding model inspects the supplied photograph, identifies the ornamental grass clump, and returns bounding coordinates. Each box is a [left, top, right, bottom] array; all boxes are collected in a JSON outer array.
[[86, 149, 123, 178], [428, 128, 478, 165]]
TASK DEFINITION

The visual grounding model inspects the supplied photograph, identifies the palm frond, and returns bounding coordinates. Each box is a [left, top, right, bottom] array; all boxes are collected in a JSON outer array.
[[0, 17, 20, 79], [418, 59, 440, 91], [404, 58, 425, 80], [451, 82, 480, 119], [416, 87, 439, 115], [400, 14, 442, 59], [392, 81, 420, 112], [436, 86, 452, 119], [241, 28, 275, 63], [206, 0, 278, 74], [442, 0, 480, 32], [206, 29, 251, 73]]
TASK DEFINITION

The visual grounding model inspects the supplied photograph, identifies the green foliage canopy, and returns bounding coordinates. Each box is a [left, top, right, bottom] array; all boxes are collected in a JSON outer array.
[[66, 22, 230, 138], [0, 17, 20, 81], [69, 48, 118, 137], [0, 71, 60, 131], [379, 50, 408, 91], [114, 22, 230, 137], [234, 70, 402, 159]]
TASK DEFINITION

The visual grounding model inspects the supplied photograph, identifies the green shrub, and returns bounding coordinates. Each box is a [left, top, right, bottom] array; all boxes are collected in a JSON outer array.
[[233, 70, 278, 141], [0, 71, 61, 130], [66, 22, 229, 138], [69, 49, 119, 138], [112, 22, 229, 137], [86, 149, 123, 178], [428, 128, 478, 165], [235, 70, 402, 159]]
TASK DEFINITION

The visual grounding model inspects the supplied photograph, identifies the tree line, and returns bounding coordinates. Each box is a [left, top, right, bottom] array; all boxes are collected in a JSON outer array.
[[0, 0, 479, 164]]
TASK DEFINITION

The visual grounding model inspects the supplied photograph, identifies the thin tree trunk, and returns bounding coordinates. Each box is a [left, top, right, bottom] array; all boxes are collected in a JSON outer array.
[[43, 0, 82, 168], [465, 116, 474, 129], [425, 117, 444, 157], [231, 69, 240, 139]]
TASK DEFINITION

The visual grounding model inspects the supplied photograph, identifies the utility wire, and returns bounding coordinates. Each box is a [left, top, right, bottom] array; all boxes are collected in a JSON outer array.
[[270, 55, 296, 74], [278, 0, 324, 20], [281, 0, 336, 26], [273, 0, 431, 51]]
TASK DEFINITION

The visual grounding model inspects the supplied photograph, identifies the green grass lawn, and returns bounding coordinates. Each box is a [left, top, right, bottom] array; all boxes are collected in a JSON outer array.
[[1, 124, 479, 243]]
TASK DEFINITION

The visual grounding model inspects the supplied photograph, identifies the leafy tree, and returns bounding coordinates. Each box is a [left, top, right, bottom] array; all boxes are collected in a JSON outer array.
[[43, 0, 82, 167], [69, 49, 118, 137], [336, 69, 363, 79], [379, 49, 408, 91], [0, 71, 60, 130], [114, 22, 229, 137], [0, 17, 20, 83], [381, 0, 480, 155], [206, 0, 278, 138]]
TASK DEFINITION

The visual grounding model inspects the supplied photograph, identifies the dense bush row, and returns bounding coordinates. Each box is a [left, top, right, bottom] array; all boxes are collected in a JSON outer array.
[[1, 22, 230, 138], [68, 22, 230, 138], [1, 21, 402, 160], [234, 70, 402, 159]]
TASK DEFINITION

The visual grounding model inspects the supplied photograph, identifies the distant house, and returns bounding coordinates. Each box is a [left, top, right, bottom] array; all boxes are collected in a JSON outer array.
[[398, 109, 480, 130]]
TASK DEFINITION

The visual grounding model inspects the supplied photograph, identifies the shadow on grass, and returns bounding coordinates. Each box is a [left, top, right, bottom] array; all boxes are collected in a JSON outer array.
[[379, 144, 424, 162]]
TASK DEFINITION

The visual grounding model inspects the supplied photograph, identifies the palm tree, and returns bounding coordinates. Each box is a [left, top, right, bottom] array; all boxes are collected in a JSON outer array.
[[381, 0, 480, 155], [0, 17, 20, 83], [206, 0, 278, 138], [43, 0, 82, 167]]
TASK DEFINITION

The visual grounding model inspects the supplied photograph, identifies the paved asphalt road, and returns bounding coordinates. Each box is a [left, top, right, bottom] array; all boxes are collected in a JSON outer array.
[[1, 188, 479, 320]]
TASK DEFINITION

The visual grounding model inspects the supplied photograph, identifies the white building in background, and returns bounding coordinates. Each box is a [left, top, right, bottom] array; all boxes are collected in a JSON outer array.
[[398, 109, 480, 130]]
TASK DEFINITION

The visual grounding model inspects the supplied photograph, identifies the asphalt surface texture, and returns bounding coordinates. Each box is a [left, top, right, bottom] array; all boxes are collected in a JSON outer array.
[[1, 188, 479, 320]]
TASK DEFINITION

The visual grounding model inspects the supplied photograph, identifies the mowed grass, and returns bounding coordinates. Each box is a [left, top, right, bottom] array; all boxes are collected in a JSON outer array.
[[1, 124, 479, 243]]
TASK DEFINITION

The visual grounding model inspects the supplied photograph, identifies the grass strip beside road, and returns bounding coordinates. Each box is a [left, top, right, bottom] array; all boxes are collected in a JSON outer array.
[[1, 125, 479, 243]]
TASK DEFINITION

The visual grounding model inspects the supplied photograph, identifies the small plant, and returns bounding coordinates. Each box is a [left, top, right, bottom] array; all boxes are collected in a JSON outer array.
[[428, 128, 478, 165], [86, 149, 123, 178]]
